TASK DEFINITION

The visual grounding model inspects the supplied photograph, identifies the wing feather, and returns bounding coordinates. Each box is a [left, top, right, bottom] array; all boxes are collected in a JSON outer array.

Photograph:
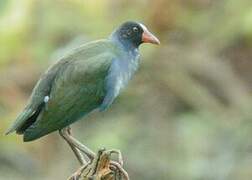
[[6, 40, 117, 139], [23, 43, 116, 141]]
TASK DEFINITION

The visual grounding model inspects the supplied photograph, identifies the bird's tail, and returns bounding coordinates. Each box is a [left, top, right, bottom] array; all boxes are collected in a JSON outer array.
[[5, 109, 34, 135]]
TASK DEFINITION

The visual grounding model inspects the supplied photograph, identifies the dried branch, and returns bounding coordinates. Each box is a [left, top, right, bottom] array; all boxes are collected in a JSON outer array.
[[68, 149, 129, 180]]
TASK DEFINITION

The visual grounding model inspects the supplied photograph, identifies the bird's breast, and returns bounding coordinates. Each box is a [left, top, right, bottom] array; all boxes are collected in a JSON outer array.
[[99, 54, 140, 111], [111, 55, 139, 93]]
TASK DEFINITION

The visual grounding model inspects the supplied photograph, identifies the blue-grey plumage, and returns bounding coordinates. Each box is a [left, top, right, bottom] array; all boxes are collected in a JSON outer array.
[[100, 47, 140, 111], [6, 21, 160, 142]]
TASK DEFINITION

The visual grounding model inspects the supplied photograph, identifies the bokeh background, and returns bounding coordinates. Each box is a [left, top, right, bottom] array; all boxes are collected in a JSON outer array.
[[1, 0, 252, 179]]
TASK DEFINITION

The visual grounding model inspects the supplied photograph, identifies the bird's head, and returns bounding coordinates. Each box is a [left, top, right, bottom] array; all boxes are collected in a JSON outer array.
[[111, 21, 160, 49]]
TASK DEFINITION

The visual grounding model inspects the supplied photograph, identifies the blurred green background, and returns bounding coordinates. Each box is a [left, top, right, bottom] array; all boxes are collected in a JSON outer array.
[[1, 0, 252, 179]]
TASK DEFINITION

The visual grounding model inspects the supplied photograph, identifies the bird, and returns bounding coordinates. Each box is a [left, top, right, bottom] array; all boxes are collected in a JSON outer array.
[[6, 21, 160, 167]]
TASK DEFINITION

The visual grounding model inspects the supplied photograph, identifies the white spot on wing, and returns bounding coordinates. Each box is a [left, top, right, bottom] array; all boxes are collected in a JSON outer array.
[[44, 96, 49, 103]]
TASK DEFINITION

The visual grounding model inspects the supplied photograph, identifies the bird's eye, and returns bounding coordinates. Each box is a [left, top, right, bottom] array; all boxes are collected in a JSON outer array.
[[133, 27, 138, 32]]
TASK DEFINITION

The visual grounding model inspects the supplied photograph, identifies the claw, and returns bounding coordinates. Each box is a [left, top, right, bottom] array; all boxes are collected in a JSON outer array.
[[110, 161, 129, 180], [67, 165, 89, 180], [106, 149, 124, 166], [68, 148, 129, 180]]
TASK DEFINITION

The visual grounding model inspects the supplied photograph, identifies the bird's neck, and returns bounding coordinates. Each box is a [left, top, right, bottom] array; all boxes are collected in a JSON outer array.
[[109, 33, 139, 54]]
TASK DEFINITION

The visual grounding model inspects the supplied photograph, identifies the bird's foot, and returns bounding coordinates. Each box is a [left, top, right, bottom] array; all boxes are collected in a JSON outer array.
[[68, 148, 129, 180], [106, 149, 124, 166], [105, 149, 128, 179], [67, 165, 88, 180], [109, 160, 129, 180]]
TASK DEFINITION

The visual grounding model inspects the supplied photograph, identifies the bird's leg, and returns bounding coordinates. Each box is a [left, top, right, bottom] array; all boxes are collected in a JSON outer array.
[[59, 127, 87, 165], [60, 128, 128, 179], [59, 127, 95, 161]]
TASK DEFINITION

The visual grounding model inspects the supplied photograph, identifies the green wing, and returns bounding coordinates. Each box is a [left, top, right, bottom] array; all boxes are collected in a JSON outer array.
[[5, 58, 66, 135], [6, 40, 117, 141]]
